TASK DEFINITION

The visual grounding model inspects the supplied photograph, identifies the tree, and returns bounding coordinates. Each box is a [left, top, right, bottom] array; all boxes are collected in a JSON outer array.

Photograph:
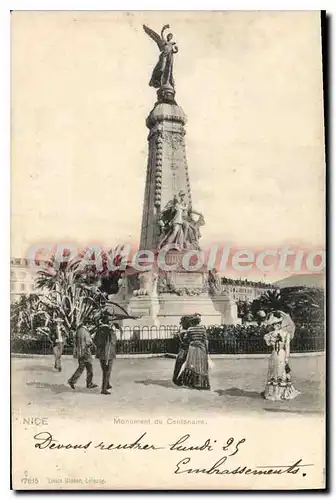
[[250, 286, 324, 326], [11, 294, 50, 340], [34, 251, 137, 342]]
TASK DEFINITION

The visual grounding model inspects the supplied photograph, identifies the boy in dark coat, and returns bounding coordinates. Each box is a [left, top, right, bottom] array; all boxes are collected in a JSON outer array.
[[94, 318, 118, 395], [50, 317, 65, 372]]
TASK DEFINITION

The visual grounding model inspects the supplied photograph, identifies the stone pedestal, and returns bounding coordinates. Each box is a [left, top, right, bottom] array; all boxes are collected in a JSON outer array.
[[124, 294, 160, 328], [120, 289, 238, 328], [157, 293, 222, 326], [211, 296, 241, 325]]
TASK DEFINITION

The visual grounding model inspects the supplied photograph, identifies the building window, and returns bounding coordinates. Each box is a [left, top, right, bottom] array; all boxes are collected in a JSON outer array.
[[20, 283, 25, 292]]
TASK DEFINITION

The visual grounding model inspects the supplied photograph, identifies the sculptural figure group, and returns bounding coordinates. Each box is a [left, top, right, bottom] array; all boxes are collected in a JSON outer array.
[[158, 191, 205, 251]]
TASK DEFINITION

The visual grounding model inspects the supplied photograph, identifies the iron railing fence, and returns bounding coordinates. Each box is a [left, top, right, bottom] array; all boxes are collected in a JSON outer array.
[[11, 324, 325, 355]]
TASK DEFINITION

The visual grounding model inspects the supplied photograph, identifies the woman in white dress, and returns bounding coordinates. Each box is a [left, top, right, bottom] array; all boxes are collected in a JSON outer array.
[[263, 314, 300, 401]]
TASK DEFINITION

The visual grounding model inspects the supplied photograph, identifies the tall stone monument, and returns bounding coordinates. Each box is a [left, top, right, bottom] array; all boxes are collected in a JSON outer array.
[[121, 24, 238, 327], [140, 24, 194, 251]]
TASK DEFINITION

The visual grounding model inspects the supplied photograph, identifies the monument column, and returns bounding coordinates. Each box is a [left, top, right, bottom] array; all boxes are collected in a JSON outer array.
[[140, 101, 191, 251]]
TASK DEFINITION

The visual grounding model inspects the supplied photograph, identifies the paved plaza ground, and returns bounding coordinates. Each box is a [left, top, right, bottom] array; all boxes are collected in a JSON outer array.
[[11, 354, 324, 422]]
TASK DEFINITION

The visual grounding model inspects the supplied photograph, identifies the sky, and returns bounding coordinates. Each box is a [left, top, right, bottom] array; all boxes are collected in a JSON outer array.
[[11, 11, 325, 280]]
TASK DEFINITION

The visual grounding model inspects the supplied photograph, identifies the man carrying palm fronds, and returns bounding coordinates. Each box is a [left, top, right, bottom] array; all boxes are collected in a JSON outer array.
[[68, 322, 98, 390]]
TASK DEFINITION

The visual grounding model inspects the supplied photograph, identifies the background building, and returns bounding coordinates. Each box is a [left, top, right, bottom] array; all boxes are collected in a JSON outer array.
[[10, 258, 42, 301], [274, 273, 325, 289], [221, 278, 275, 303]]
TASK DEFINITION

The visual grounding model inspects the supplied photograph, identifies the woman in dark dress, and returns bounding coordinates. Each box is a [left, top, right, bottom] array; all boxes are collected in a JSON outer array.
[[177, 313, 210, 390], [172, 315, 191, 386]]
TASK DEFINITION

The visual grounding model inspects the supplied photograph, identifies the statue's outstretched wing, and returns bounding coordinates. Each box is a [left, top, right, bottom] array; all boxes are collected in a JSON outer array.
[[143, 25, 164, 50]]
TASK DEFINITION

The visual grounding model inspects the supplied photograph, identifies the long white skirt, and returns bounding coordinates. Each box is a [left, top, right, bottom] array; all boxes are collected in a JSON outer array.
[[264, 349, 300, 401]]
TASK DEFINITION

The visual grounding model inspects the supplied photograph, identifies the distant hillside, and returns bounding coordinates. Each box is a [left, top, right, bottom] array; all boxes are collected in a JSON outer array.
[[274, 273, 325, 289]]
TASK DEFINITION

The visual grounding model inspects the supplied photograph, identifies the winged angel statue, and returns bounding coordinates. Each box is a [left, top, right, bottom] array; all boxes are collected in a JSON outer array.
[[143, 24, 178, 89]]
